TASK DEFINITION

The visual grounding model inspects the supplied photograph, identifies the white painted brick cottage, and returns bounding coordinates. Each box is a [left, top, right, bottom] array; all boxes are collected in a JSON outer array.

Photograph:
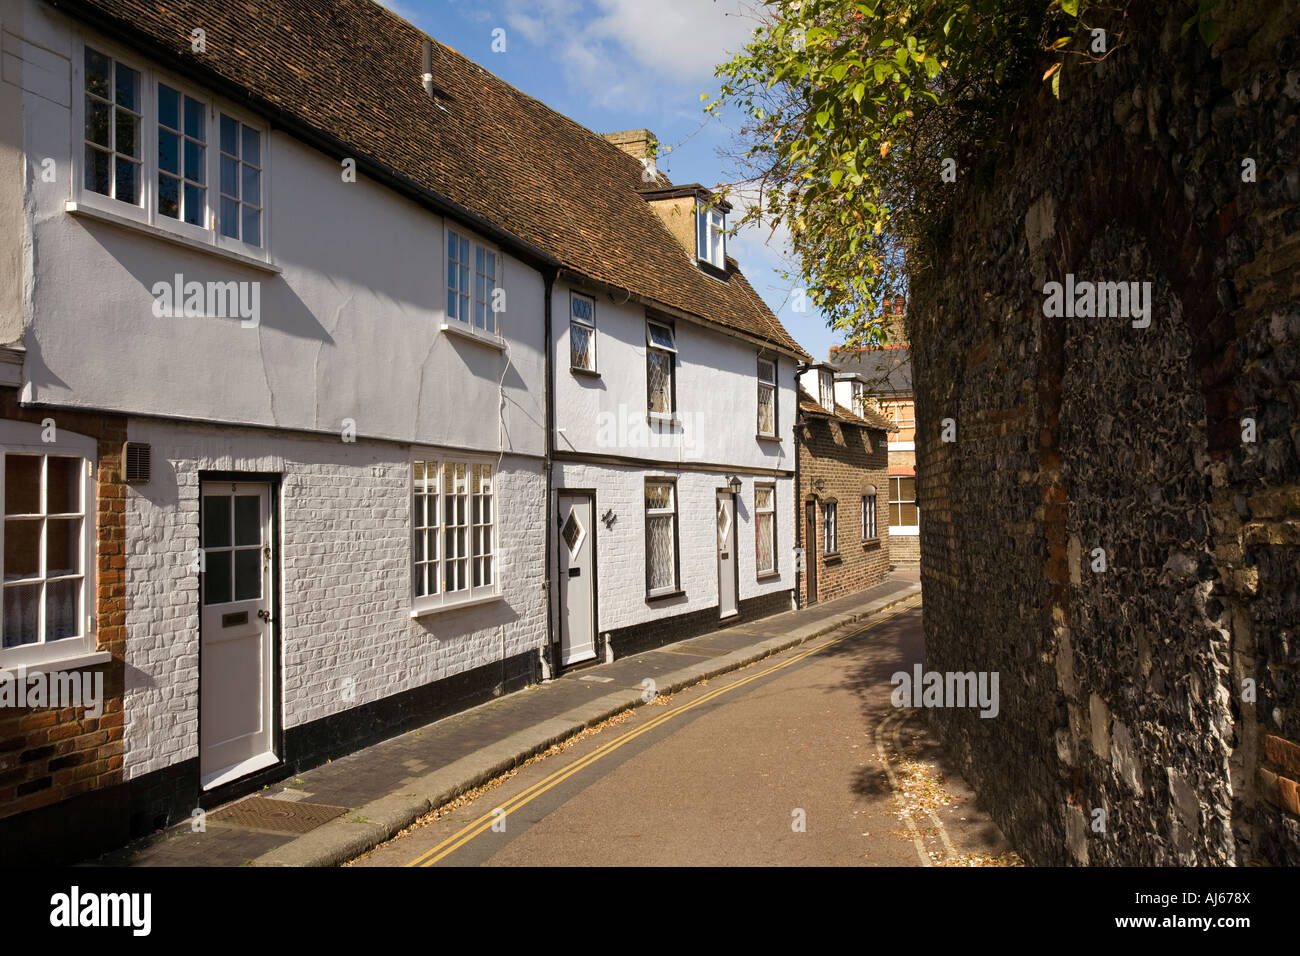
[[0, 0, 808, 862]]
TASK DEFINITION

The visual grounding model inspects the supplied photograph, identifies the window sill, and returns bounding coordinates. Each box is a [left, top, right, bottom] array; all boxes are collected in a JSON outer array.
[[440, 321, 506, 351], [756, 570, 781, 581], [410, 592, 503, 618], [570, 366, 601, 379], [863, 537, 882, 549], [645, 588, 685, 603], [823, 552, 842, 564], [756, 433, 782, 442], [647, 412, 679, 426], [65, 201, 281, 274], [0, 648, 111, 674]]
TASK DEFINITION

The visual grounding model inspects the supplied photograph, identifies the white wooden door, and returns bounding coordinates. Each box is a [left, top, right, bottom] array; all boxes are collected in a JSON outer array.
[[717, 492, 738, 619], [199, 481, 277, 789], [558, 494, 596, 666]]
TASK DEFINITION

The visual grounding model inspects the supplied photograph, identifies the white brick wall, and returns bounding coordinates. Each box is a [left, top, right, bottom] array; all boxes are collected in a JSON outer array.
[[123, 419, 545, 780], [552, 462, 795, 633]]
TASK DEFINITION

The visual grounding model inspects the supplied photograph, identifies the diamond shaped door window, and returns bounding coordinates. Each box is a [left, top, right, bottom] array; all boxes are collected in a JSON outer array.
[[562, 509, 585, 558]]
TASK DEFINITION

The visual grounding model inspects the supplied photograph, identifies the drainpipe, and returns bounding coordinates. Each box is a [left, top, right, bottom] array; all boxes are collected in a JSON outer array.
[[793, 361, 809, 609], [541, 268, 557, 680]]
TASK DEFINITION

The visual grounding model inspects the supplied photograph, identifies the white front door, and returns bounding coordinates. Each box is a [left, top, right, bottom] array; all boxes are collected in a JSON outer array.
[[199, 480, 277, 789], [558, 494, 596, 666], [717, 492, 738, 619]]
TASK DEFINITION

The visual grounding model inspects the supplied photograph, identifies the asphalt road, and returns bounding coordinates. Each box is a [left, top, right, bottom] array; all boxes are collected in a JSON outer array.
[[352, 602, 1014, 867]]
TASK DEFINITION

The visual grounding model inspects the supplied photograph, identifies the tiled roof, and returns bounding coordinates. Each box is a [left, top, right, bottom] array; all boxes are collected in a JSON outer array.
[[796, 389, 894, 432], [828, 346, 913, 394], [60, 0, 808, 358]]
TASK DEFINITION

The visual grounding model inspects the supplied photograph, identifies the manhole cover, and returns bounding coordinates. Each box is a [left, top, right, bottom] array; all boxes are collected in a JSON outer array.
[[207, 796, 350, 834]]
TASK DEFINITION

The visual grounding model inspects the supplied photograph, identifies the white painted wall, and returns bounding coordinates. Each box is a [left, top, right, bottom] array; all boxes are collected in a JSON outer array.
[[552, 280, 797, 472], [551, 461, 794, 634], [123, 418, 545, 779], [14, 6, 544, 457]]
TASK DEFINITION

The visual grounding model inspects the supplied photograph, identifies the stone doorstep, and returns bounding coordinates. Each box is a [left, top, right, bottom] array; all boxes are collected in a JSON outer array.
[[251, 581, 923, 867]]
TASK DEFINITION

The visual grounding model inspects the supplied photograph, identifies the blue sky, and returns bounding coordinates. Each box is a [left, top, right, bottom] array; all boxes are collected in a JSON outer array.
[[379, 0, 841, 362]]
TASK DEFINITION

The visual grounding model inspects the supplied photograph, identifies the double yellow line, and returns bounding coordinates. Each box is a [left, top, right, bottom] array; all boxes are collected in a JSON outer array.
[[406, 596, 922, 866]]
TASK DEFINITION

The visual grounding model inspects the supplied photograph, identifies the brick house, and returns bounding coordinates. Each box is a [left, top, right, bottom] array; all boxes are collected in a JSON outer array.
[[795, 363, 893, 605], [0, 0, 805, 862], [830, 319, 919, 567]]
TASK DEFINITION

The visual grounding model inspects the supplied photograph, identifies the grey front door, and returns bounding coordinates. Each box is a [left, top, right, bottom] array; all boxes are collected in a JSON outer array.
[[717, 491, 738, 619], [558, 494, 596, 666]]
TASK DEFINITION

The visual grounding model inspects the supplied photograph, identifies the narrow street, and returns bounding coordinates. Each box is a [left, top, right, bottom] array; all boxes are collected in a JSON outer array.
[[352, 603, 1014, 867]]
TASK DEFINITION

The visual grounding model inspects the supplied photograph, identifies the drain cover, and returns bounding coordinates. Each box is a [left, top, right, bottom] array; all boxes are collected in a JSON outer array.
[[207, 796, 350, 834]]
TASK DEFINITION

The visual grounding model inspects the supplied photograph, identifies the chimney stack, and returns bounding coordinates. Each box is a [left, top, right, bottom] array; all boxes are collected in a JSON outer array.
[[602, 129, 659, 163]]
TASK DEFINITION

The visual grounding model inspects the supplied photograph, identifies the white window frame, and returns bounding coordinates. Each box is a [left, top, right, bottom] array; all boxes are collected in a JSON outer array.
[[862, 491, 878, 541], [410, 453, 500, 616], [757, 357, 777, 437], [852, 381, 868, 416], [70, 35, 272, 259], [446, 228, 502, 336], [646, 320, 677, 418], [889, 476, 919, 535], [696, 201, 726, 269], [570, 292, 596, 372], [0, 421, 100, 670], [819, 370, 835, 412], [822, 500, 838, 555], [754, 483, 777, 576], [644, 479, 679, 597]]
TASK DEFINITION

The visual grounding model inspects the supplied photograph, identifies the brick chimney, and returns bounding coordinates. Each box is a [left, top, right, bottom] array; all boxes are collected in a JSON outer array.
[[602, 129, 659, 162]]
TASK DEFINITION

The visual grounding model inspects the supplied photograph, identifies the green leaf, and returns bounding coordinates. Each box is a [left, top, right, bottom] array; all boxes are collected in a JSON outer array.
[[852, 82, 866, 104], [1198, 17, 1219, 46], [1060, 0, 1080, 16], [830, 169, 844, 187]]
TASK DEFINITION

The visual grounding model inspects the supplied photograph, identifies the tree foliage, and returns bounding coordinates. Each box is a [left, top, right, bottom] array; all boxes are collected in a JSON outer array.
[[708, 0, 1132, 346]]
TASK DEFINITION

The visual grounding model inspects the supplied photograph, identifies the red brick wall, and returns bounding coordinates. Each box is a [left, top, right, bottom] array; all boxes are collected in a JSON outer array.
[[798, 417, 891, 603], [0, 390, 126, 821]]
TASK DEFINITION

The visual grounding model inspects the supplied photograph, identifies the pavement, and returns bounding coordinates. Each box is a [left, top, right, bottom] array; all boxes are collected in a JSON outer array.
[[87, 571, 922, 867]]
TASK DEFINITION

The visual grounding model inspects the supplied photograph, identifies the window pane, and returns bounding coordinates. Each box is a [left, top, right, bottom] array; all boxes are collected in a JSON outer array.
[[85, 99, 110, 147], [46, 518, 81, 577], [756, 513, 774, 572], [45, 578, 80, 642], [571, 296, 592, 323], [447, 289, 458, 320], [901, 503, 919, 526], [3, 583, 40, 648], [241, 165, 260, 204], [115, 110, 139, 158], [219, 195, 239, 237], [184, 139, 205, 183], [4, 520, 40, 580], [204, 551, 232, 604], [890, 503, 902, 526], [647, 515, 675, 591], [234, 548, 261, 600], [899, 477, 916, 501], [160, 129, 181, 175], [85, 146, 111, 195], [159, 84, 180, 130], [648, 352, 672, 413], [758, 359, 775, 384], [234, 495, 260, 545], [755, 487, 773, 510], [475, 245, 484, 273], [645, 483, 672, 511], [114, 63, 139, 111], [220, 113, 238, 154], [758, 383, 775, 434], [114, 156, 140, 204], [159, 174, 181, 219], [183, 95, 204, 139], [242, 207, 261, 246], [202, 496, 231, 548], [47, 458, 81, 514], [85, 48, 110, 98], [570, 322, 592, 369], [5, 455, 41, 514], [220, 154, 238, 196], [242, 125, 260, 166], [183, 183, 204, 226], [647, 323, 674, 350]]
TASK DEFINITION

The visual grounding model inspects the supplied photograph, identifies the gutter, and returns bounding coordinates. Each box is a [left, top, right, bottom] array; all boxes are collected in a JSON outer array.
[[47, 0, 560, 274], [541, 268, 557, 679]]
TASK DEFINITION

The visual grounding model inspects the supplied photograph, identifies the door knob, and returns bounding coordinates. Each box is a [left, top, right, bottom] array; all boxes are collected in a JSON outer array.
[[257, 609, 272, 622]]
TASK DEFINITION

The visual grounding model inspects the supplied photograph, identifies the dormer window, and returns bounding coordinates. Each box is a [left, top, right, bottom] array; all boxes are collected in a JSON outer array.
[[696, 201, 726, 270], [819, 370, 834, 412]]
